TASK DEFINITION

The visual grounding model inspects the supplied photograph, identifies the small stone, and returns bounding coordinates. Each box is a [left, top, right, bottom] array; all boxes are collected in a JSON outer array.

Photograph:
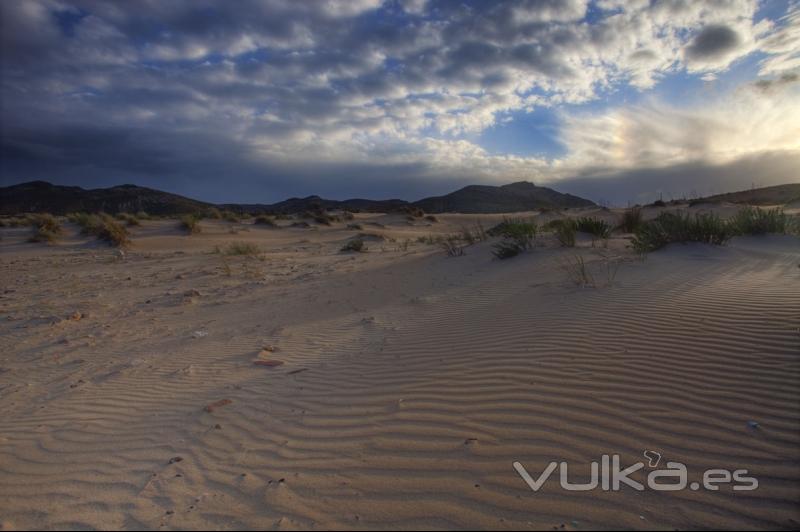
[[70, 311, 82, 321], [168, 456, 184, 464]]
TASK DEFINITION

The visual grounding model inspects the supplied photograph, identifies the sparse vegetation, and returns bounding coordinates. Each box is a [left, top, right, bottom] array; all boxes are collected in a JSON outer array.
[[425, 214, 438, 223], [180, 214, 202, 235], [631, 212, 730, 253], [347, 223, 364, 231], [618, 206, 643, 233], [341, 238, 367, 252]]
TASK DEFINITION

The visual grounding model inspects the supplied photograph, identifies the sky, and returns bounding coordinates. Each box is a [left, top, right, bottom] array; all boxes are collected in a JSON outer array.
[[1, 0, 799, 205]]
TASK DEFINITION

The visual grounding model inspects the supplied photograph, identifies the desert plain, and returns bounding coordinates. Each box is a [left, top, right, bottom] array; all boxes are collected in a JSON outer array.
[[0, 204, 798, 530]]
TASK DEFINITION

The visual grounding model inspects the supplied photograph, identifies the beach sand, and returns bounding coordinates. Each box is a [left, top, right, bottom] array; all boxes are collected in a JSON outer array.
[[1, 207, 798, 530]]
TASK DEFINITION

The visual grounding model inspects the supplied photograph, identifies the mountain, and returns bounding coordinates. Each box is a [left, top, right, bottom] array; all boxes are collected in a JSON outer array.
[[698, 184, 800, 205], [1, 180, 594, 215], [412, 181, 595, 213], [0, 181, 212, 215]]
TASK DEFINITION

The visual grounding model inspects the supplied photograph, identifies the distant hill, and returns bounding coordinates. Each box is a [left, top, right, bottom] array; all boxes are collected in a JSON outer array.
[[1, 180, 594, 215], [0, 181, 212, 215], [413, 181, 595, 213], [699, 183, 800, 205]]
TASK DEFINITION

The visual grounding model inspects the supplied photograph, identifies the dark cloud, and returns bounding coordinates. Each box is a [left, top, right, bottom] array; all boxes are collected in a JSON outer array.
[[685, 24, 741, 60]]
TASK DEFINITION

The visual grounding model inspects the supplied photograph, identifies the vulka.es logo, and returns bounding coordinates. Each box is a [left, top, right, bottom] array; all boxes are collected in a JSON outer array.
[[513, 451, 758, 492]]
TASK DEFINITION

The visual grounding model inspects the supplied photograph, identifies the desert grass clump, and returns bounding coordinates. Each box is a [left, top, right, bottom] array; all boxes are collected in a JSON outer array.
[[488, 218, 537, 259], [26, 214, 61, 244], [401, 205, 426, 218], [560, 255, 594, 287], [116, 212, 141, 226], [204, 207, 222, 220], [180, 214, 202, 235], [253, 214, 276, 227], [341, 238, 367, 253], [728, 207, 794, 236], [425, 214, 438, 223], [30, 213, 62, 233], [559, 255, 622, 288], [618, 206, 643, 233], [311, 212, 338, 225], [576, 217, 611, 239], [223, 241, 260, 256], [28, 227, 60, 244], [93, 214, 131, 247], [440, 235, 465, 257], [341, 210, 355, 221], [547, 219, 577, 247], [70, 212, 103, 234], [221, 210, 240, 223], [491, 240, 525, 259], [632, 212, 730, 253]]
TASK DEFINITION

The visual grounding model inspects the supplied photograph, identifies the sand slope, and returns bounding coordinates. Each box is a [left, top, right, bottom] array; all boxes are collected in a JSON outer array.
[[1, 216, 798, 530]]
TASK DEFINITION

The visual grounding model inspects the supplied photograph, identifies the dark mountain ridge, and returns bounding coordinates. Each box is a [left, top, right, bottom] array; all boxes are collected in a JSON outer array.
[[1, 180, 595, 215]]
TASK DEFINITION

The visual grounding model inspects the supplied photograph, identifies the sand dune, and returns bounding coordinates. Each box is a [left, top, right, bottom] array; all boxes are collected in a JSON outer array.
[[1, 213, 798, 530]]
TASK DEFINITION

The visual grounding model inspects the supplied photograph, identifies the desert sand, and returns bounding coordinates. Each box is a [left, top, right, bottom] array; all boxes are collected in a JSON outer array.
[[1, 206, 798, 530]]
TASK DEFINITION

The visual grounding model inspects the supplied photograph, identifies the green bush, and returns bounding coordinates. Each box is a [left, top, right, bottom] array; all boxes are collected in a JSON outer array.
[[632, 212, 730, 253]]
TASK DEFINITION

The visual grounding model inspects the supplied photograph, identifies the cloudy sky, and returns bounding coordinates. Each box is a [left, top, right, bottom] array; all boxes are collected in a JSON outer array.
[[1, 0, 799, 204]]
